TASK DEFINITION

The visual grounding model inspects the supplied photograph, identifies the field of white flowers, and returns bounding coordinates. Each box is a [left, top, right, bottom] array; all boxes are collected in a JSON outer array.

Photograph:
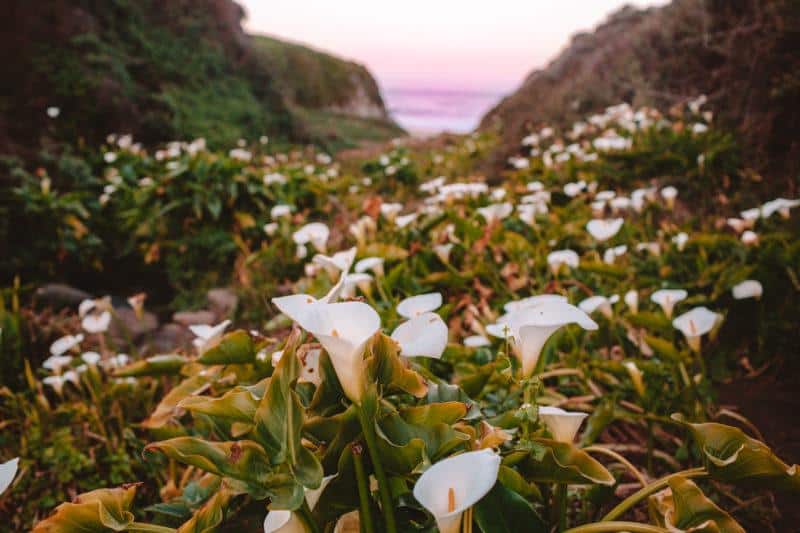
[[2, 98, 799, 532]]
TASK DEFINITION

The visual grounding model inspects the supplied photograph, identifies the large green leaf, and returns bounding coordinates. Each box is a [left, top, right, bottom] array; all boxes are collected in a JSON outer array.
[[198, 330, 255, 365], [366, 333, 427, 398], [661, 476, 745, 533], [305, 405, 361, 473], [176, 486, 233, 533], [375, 402, 470, 475], [473, 482, 547, 533], [426, 381, 482, 420], [114, 354, 188, 377], [673, 414, 800, 492], [32, 484, 138, 532], [521, 439, 615, 486], [254, 329, 323, 490], [143, 374, 213, 429], [179, 378, 268, 424]]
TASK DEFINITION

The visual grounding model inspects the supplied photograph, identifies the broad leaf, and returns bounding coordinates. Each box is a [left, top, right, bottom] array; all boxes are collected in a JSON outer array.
[[522, 439, 615, 486], [143, 374, 212, 429], [114, 354, 187, 377], [473, 482, 547, 533], [176, 485, 234, 533], [656, 476, 745, 533], [198, 330, 255, 365], [179, 378, 268, 424], [366, 333, 427, 398], [32, 484, 138, 532]]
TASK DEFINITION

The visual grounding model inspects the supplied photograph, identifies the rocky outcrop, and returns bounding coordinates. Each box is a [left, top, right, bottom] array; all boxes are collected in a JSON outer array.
[[480, 0, 800, 184]]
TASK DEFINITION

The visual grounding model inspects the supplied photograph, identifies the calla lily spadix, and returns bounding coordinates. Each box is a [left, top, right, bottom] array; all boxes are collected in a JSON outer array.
[[492, 301, 598, 376], [651, 289, 688, 318], [0, 457, 19, 495], [264, 474, 336, 532], [538, 406, 589, 443], [391, 312, 448, 358], [586, 218, 624, 242], [292, 301, 381, 403], [732, 279, 763, 300], [673, 306, 721, 352], [413, 449, 501, 533], [397, 292, 442, 319]]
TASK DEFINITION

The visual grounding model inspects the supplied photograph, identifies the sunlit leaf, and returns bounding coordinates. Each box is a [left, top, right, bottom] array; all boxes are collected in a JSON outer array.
[[32, 484, 138, 532], [198, 330, 255, 365]]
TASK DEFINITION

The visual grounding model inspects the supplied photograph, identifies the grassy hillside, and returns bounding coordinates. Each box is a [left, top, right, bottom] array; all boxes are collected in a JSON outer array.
[[480, 0, 800, 186]]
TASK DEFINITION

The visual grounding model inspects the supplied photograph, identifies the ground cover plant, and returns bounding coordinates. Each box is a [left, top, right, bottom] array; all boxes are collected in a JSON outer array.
[[1, 98, 799, 531]]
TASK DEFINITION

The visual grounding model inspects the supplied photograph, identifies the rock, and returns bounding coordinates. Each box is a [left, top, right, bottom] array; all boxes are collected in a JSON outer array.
[[149, 323, 193, 353], [207, 288, 238, 318], [173, 310, 216, 327], [109, 308, 158, 343], [35, 284, 92, 309]]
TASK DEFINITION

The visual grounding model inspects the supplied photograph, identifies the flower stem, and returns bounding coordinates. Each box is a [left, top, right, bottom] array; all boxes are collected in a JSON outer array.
[[352, 442, 376, 533], [357, 405, 398, 533], [555, 483, 568, 532], [601, 467, 707, 521], [564, 522, 667, 533], [299, 499, 321, 533]]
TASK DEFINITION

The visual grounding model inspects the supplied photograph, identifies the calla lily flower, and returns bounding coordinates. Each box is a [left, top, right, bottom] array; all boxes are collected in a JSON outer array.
[[586, 218, 624, 242], [503, 294, 567, 314], [547, 249, 579, 275], [274, 249, 357, 319], [340, 273, 373, 299], [50, 334, 84, 356], [312, 248, 357, 279], [81, 351, 102, 365], [397, 293, 442, 319], [726, 218, 749, 234], [494, 301, 598, 376], [651, 289, 688, 318], [264, 474, 335, 532], [293, 222, 330, 252], [413, 449, 501, 533], [190, 320, 231, 352], [538, 406, 588, 443], [603, 244, 627, 264], [43, 355, 73, 373], [673, 306, 721, 352], [433, 243, 454, 264], [741, 230, 759, 246], [624, 290, 639, 314], [732, 280, 763, 300], [477, 202, 513, 224], [271, 204, 292, 219], [395, 213, 418, 228], [380, 202, 403, 221], [391, 312, 448, 358], [78, 298, 96, 317], [672, 232, 689, 251], [578, 295, 619, 319], [464, 335, 491, 348], [0, 457, 19, 495], [661, 186, 678, 208], [761, 198, 800, 219], [293, 302, 381, 403], [82, 310, 111, 334], [355, 257, 384, 277], [623, 361, 646, 398]]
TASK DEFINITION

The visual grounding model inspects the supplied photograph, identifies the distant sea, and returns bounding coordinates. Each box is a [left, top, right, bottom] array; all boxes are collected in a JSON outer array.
[[383, 87, 506, 136]]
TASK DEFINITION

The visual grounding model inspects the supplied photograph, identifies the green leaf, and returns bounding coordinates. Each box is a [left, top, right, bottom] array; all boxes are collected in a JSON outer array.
[[114, 354, 188, 377], [198, 330, 255, 365], [254, 329, 323, 490], [366, 332, 427, 398], [176, 486, 233, 533], [498, 465, 542, 501], [673, 414, 800, 492], [179, 378, 268, 424], [523, 439, 615, 486], [426, 381, 482, 420], [32, 484, 138, 532], [143, 374, 213, 429], [473, 482, 547, 533], [643, 334, 682, 363], [665, 476, 745, 533]]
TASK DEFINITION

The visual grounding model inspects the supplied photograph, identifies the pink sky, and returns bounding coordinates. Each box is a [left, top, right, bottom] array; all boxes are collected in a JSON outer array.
[[240, 0, 669, 93]]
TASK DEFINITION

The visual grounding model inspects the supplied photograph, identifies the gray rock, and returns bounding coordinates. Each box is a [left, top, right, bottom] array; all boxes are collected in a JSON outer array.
[[207, 288, 238, 318], [149, 323, 193, 353], [110, 308, 158, 344], [35, 283, 92, 308], [173, 310, 216, 327]]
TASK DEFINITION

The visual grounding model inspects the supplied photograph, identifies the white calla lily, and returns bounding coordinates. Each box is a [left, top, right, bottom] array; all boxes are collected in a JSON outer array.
[[50, 334, 84, 356], [503, 294, 567, 314], [586, 218, 624, 242], [397, 292, 442, 319], [624, 290, 639, 314], [0, 457, 19, 495], [496, 301, 598, 376], [391, 312, 448, 358], [82, 310, 111, 334], [547, 250, 579, 275], [732, 280, 763, 300], [673, 306, 721, 352], [355, 257, 384, 277], [578, 295, 619, 319], [464, 335, 491, 348], [538, 406, 588, 443], [413, 449, 501, 533], [293, 222, 330, 252], [312, 247, 357, 279], [297, 302, 381, 403], [650, 289, 688, 318], [477, 202, 513, 224]]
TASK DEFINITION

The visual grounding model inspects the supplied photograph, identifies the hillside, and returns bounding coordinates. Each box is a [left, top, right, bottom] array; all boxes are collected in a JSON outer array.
[[0, 0, 401, 157], [480, 0, 800, 186]]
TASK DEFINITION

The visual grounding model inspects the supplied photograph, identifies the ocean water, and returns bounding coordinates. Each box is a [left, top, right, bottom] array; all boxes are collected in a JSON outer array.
[[383, 87, 505, 135]]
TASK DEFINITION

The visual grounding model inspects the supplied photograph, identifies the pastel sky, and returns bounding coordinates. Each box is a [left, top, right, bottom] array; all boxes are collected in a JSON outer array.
[[240, 0, 669, 93]]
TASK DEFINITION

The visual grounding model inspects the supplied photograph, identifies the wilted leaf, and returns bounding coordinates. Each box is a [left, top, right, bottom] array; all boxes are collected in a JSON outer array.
[[32, 484, 138, 532]]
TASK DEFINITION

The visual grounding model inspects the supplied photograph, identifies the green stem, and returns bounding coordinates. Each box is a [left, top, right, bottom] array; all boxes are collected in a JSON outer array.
[[298, 499, 321, 533], [357, 405, 398, 533], [128, 523, 178, 533], [555, 483, 568, 532], [564, 522, 667, 533], [646, 419, 654, 476], [352, 442, 376, 533], [601, 468, 707, 521]]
